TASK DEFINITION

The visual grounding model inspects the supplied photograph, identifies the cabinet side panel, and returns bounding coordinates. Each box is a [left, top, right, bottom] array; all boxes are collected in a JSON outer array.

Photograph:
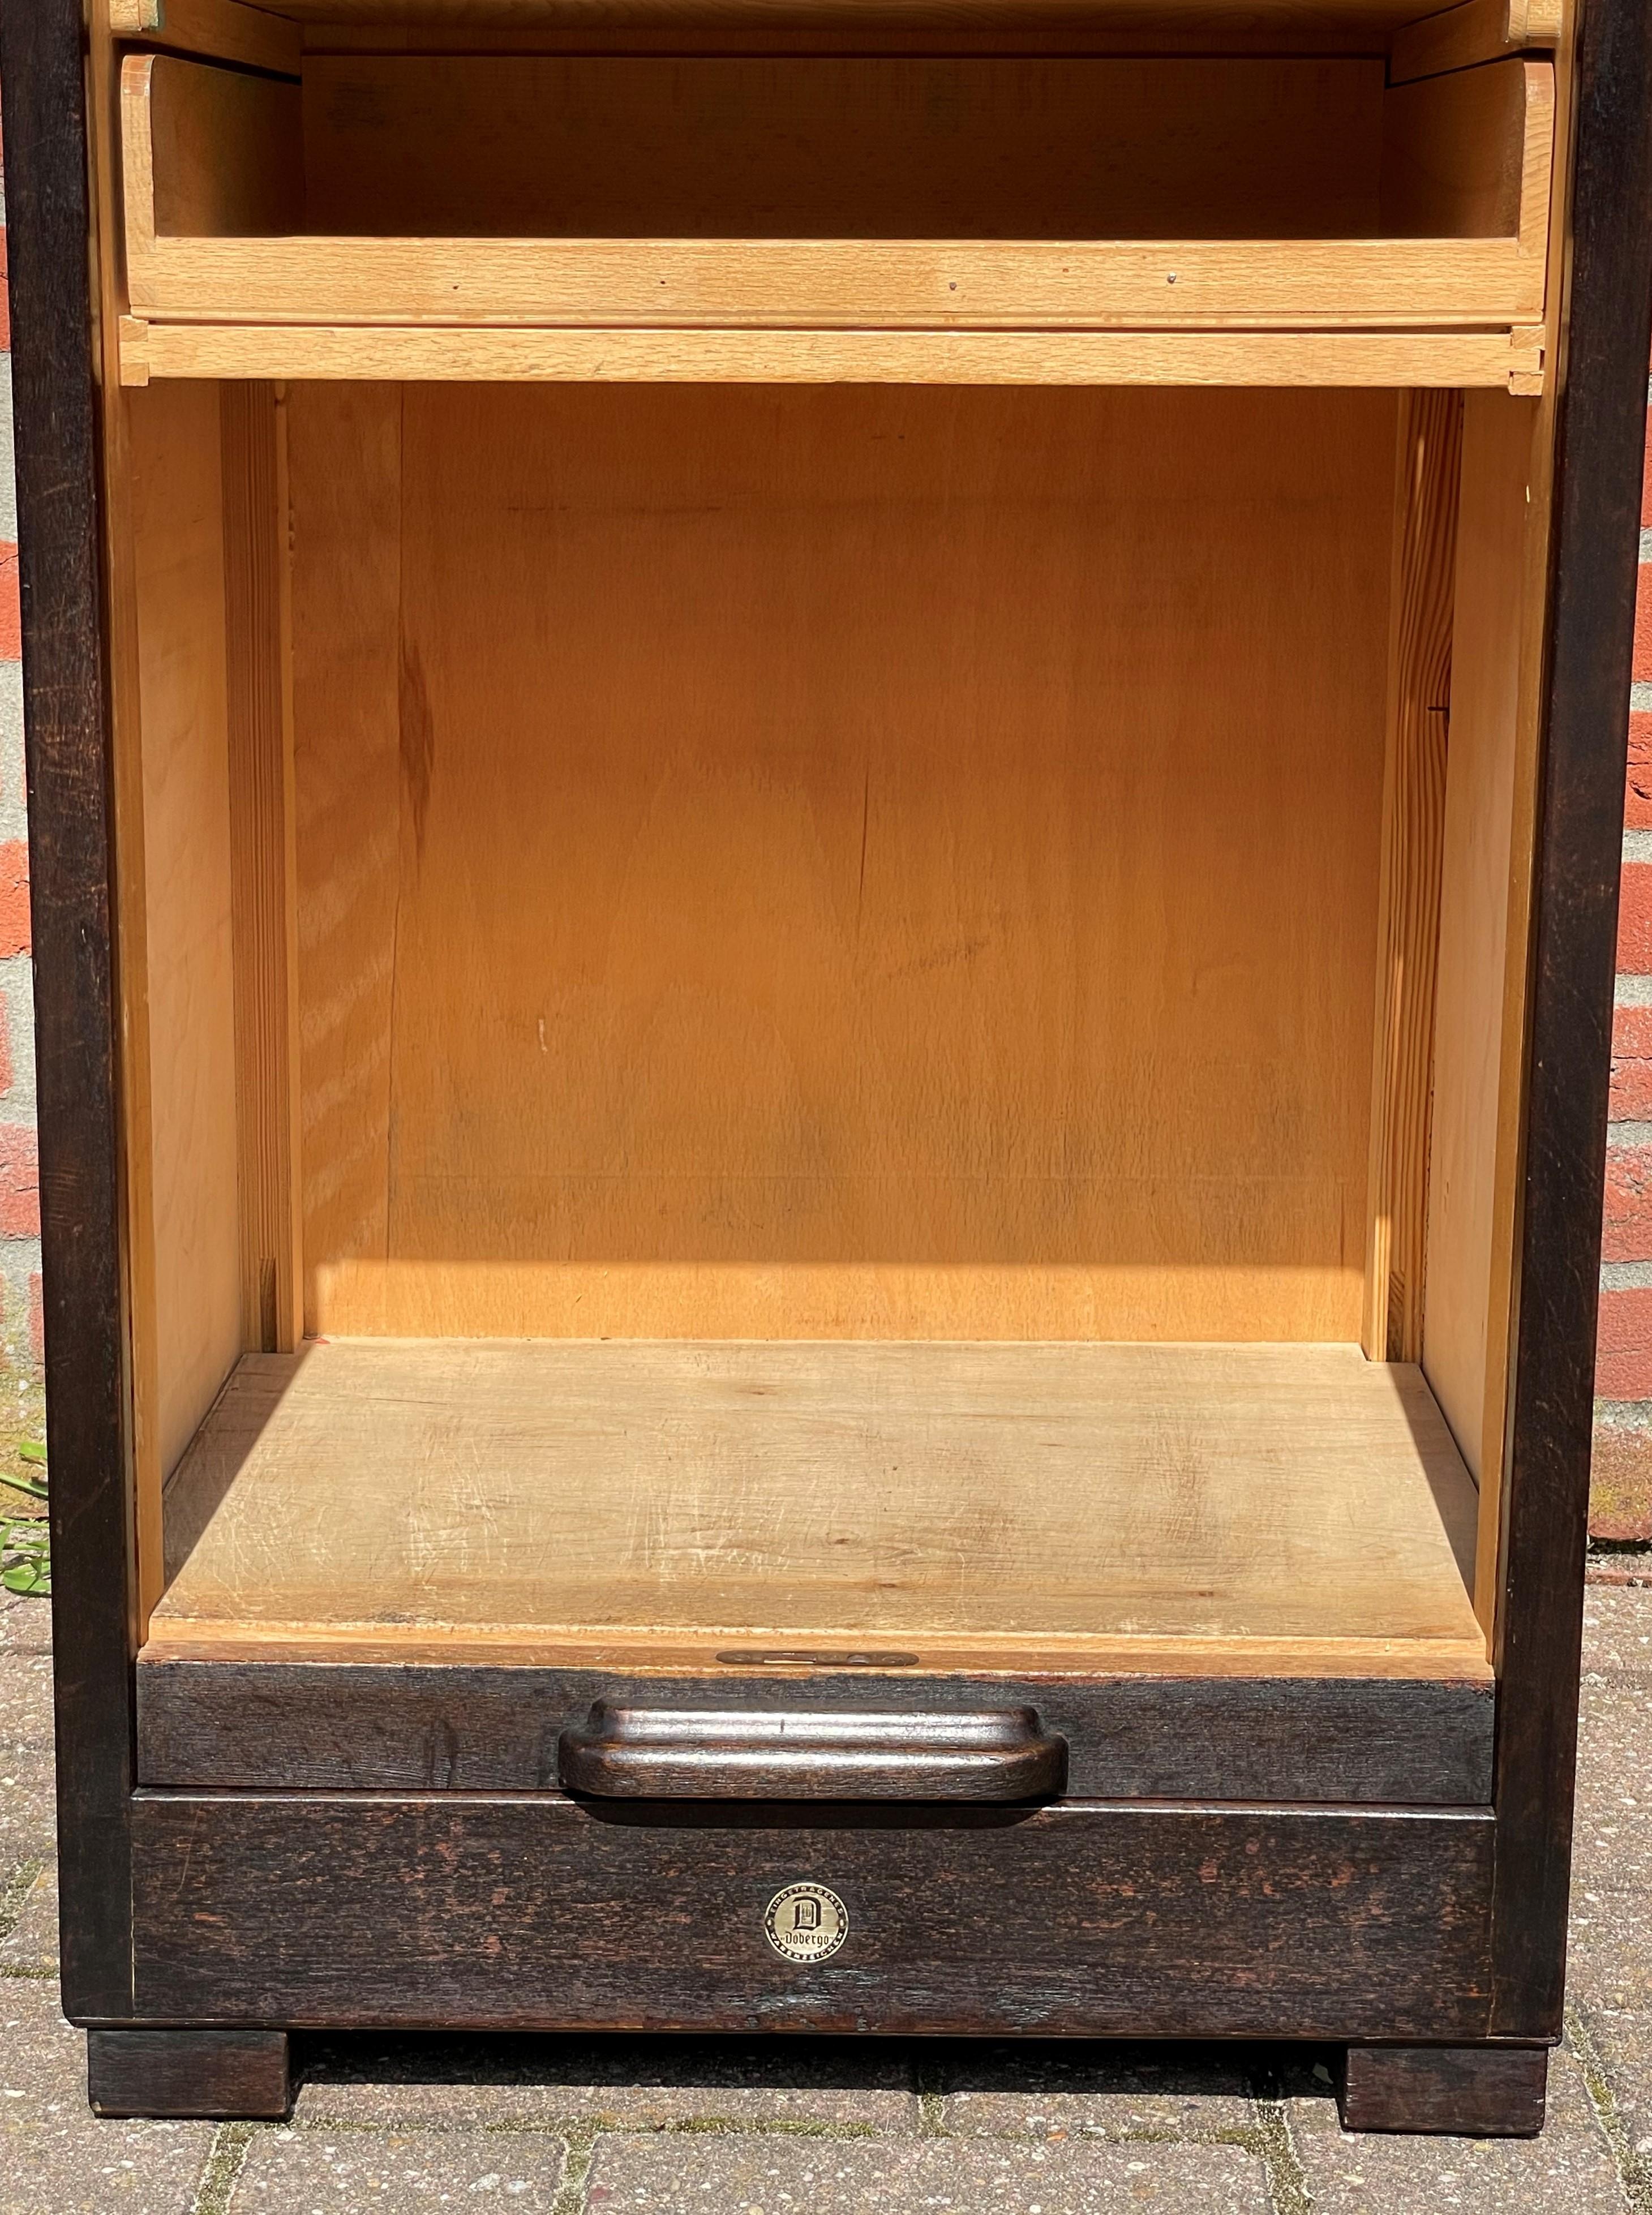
[[1492, 0, 1652, 2035], [0, 0, 137, 2018], [1364, 389, 1460, 1364], [128, 381, 242, 1478], [1423, 393, 1538, 1504]]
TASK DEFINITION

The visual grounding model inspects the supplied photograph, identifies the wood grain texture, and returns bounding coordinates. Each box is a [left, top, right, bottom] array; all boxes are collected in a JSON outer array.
[[1426, 0, 1574, 1626], [122, 54, 302, 246], [301, 56, 1384, 242], [557, 1700, 1069, 1800], [123, 233, 1550, 332], [1423, 392, 1536, 1491], [128, 1791, 1497, 2040], [1455, 0, 1574, 1629], [87, 2028, 291, 2120], [0, 0, 139, 2023], [1490, 0, 1652, 2040], [152, 1338, 1484, 1660], [134, 1660, 1496, 1800], [119, 320, 1546, 390], [221, 383, 302, 1354], [127, 381, 243, 1480], [1380, 57, 1552, 255], [108, 0, 303, 76], [284, 382, 400, 1341], [1389, 0, 1561, 87], [292, 383, 1390, 1345], [1337, 2042, 1547, 2135], [1363, 389, 1462, 1364]]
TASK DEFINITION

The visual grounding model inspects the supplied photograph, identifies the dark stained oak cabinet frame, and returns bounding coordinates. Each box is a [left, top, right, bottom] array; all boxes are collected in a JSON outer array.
[[5, 0, 1652, 2134]]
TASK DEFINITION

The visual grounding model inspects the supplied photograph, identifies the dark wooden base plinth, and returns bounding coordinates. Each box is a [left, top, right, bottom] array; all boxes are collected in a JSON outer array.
[[1337, 2044, 1548, 2136], [87, 2028, 291, 2119]]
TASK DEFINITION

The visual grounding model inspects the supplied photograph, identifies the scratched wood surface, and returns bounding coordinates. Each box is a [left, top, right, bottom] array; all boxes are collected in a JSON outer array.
[[128, 1791, 1498, 2040], [134, 1657, 1496, 1793], [153, 1337, 1486, 1665]]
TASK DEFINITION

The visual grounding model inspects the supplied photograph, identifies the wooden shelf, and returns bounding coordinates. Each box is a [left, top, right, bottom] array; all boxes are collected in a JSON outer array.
[[116, 42, 1555, 389], [119, 319, 1545, 390], [123, 239, 1550, 334], [148, 1337, 1490, 1679]]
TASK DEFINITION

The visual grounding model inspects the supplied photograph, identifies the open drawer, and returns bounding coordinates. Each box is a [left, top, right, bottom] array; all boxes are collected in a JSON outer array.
[[135, 1337, 1494, 1803], [117, 44, 1554, 386], [118, 358, 1508, 1816]]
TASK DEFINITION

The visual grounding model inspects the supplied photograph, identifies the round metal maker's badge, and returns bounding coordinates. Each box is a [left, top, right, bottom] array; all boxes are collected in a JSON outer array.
[[765, 1883, 849, 1964]]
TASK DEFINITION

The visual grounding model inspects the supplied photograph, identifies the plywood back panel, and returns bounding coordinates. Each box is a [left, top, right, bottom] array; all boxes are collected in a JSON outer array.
[[302, 56, 1384, 241], [128, 380, 243, 1475], [291, 383, 1393, 1343]]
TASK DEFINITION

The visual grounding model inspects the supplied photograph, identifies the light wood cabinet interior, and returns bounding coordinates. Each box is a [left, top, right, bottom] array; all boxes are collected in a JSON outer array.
[[96, 3, 1559, 1677]]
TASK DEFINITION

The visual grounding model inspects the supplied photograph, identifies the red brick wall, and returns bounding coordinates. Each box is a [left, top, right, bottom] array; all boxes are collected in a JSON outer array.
[[0, 155, 41, 1389], [1592, 379, 1652, 1539]]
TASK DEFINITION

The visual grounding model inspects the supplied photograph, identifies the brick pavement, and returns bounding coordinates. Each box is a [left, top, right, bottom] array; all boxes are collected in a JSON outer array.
[[5, 1579, 1652, 2215]]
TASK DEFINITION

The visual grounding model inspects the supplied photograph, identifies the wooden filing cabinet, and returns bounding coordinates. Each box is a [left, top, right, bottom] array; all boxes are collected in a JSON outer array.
[[3, 0, 1651, 2132]]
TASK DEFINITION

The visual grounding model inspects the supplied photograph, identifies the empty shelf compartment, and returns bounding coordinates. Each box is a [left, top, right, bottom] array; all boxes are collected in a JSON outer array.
[[119, 47, 1553, 347]]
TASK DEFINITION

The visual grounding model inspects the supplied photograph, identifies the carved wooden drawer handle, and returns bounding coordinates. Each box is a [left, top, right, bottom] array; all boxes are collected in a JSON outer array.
[[559, 1701, 1067, 1801]]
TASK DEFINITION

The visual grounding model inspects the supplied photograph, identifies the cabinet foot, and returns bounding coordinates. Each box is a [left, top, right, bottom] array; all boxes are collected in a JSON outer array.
[[87, 2028, 291, 2119], [1337, 2044, 1547, 2136]]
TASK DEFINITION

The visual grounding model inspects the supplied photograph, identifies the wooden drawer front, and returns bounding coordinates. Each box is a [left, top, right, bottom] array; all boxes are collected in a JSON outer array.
[[134, 1663, 1495, 1806], [130, 1793, 1494, 2041]]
